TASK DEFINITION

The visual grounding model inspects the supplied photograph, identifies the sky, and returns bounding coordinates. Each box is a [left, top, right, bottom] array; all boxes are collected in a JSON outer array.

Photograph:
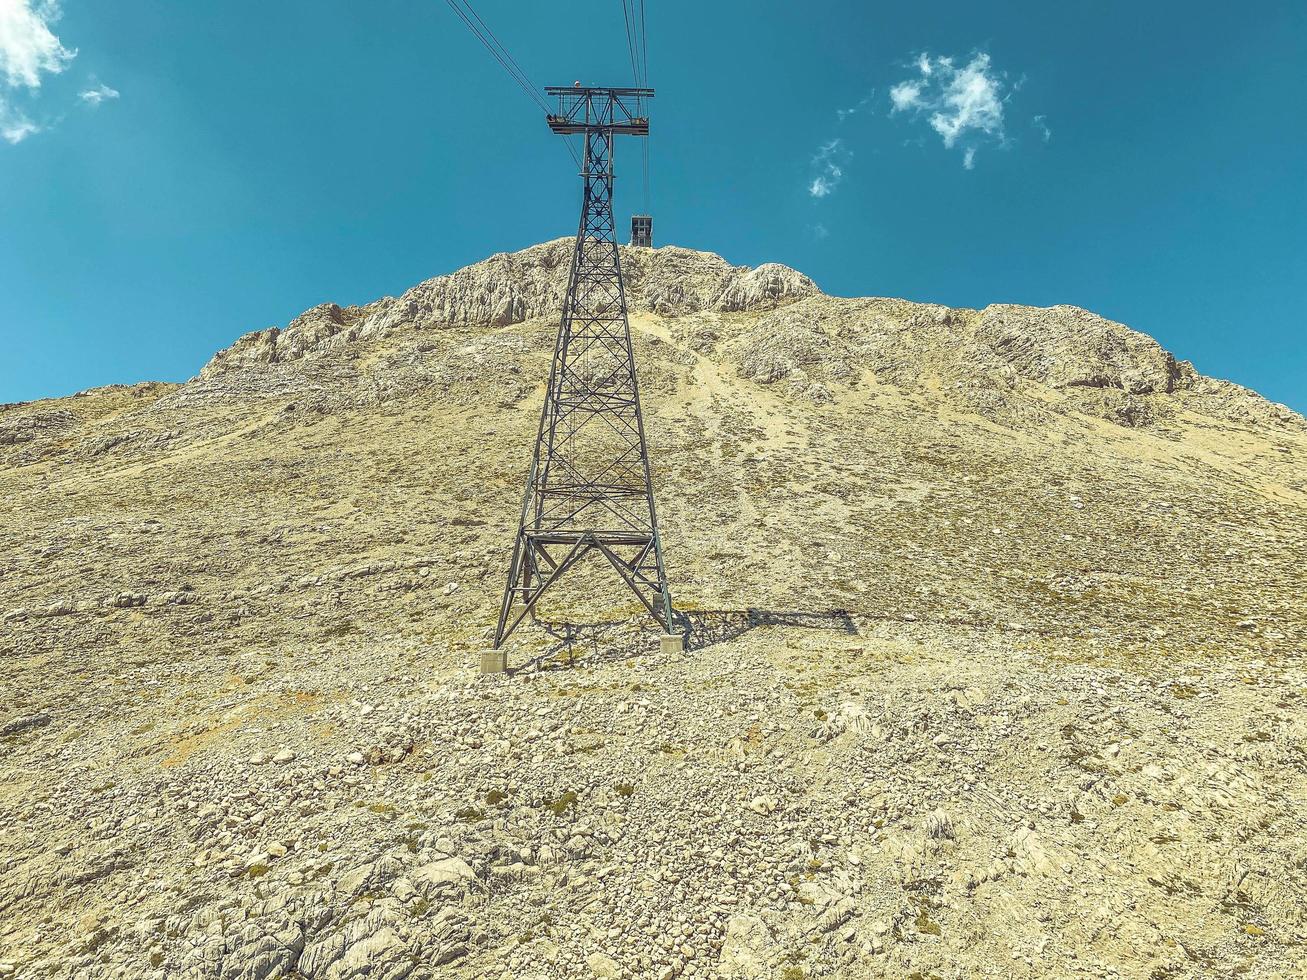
[[1, 0, 1305, 412]]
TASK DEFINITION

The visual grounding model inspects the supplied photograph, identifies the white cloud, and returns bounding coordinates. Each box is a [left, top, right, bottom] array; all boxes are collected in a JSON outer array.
[[889, 81, 922, 113], [807, 138, 849, 199], [0, 105, 38, 142], [889, 50, 1025, 168], [1033, 114, 1051, 142], [0, 0, 74, 88], [80, 80, 118, 106], [927, 53, 1004, 147], [0, 0, 76, 144]]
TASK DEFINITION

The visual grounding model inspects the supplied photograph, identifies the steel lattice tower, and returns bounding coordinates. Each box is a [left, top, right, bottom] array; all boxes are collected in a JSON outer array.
[[493, 85, 676, 649]]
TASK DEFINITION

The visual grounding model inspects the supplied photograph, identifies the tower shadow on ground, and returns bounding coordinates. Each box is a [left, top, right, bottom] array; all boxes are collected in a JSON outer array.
[[519, 608, 858, 673]]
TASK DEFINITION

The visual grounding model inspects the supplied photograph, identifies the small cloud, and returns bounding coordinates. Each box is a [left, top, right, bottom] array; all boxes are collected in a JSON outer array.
[[811, 222, 829, 240], [925, 53, 1004, 148], [1032, 114, 1051, 142], [79, 81, 119, 106], [0, 0, 77, 145], [1, 110, 40, 143], [889, 81, 922, 113], [807, 138, 850, 199], [0, 0, 75, 89], [889, 50, 1027, 169]]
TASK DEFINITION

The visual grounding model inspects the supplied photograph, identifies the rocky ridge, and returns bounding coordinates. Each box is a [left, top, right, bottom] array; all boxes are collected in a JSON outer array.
[[194, 239, 1299, 435], [199, 242, 820, 378]]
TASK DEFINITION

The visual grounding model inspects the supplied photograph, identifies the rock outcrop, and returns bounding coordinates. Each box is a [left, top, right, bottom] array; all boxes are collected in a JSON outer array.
[[197, 240, 1301, 433], [200, 241, 813, 378]]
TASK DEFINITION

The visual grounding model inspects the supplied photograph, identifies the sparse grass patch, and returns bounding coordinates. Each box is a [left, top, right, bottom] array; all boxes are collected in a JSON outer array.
[[915, 907, 942, 936], [543, 791, 578, 816]]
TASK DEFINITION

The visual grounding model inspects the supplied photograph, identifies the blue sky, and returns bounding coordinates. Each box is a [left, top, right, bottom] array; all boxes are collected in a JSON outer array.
[[2, 0, 1304, 412]]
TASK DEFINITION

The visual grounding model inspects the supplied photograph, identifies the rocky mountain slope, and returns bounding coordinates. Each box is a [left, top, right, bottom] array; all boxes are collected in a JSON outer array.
[[1, 240, 1304, 980]]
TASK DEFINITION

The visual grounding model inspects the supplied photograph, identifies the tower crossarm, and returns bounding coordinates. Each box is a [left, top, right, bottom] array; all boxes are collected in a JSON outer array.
[[545, 86, 653, 135]]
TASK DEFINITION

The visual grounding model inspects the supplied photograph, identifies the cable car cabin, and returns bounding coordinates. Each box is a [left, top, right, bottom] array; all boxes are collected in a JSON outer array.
[[631, 215, 653, 248]]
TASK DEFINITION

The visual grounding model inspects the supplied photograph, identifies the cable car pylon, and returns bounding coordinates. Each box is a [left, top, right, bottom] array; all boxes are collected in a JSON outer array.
[[491, 85, 681, 657]]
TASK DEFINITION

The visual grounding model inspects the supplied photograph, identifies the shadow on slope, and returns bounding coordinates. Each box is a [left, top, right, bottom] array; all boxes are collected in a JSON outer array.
[[519, 608, 858, 672]]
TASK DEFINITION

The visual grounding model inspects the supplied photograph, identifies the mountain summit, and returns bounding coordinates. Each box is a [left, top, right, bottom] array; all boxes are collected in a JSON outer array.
[[197, 239, 1299, 434], [2, 242, 1304, 979]]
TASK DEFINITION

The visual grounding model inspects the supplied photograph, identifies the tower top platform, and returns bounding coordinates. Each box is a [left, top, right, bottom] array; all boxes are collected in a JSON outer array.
[[545, 86, 653, 136]]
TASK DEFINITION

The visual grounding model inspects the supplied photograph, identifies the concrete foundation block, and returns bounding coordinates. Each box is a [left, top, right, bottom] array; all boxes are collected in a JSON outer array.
[[660, 633, 685, 656], [479, 648, 507, 674]]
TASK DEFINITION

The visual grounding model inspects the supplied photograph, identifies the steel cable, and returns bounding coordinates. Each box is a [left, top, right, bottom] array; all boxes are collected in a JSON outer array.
[[620, 0, 641, 86], [637, 0, 648, 85], [638, 1, 650, 213], [443, 0, 582, 167]]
